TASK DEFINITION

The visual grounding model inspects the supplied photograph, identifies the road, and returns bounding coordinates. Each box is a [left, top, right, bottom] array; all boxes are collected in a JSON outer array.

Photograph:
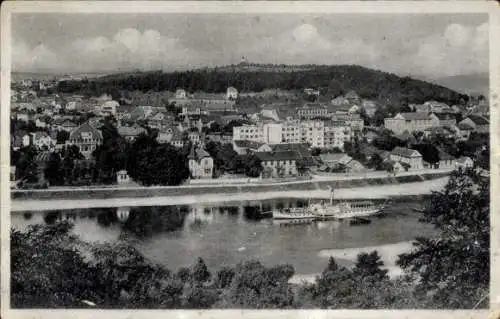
[[10, 176, 449, 212], [12, 168, 454, 193]]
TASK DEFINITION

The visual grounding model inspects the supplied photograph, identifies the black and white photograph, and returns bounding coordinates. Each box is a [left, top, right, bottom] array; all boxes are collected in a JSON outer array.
[[1, 1, 497, 316]]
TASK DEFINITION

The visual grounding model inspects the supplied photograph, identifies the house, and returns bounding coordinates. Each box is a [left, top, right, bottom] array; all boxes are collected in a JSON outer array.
[[117, 125, 147, 142], [455, 156, 474, 169], [35, 118, 48, 128], [384, 112, 438, 134], [296, 103, 328, 119], [188, 130, 202, 145], [456, 122, 474, 140], [227, 87, 239, 100], [54, 118, 77, 132], [344, 90, 361, 103], [116, 170, 131, 184], [12, 130, 31, 150], [260, 106, 281, 122], [319, 153, 352, 168], [66, 122, 103, 159], [459, 115, 489, 134], [389, 147, 423, 170], [331, 96, 351, 106], [430, 113, 457, 127], [255, 151, 299, 178], [31, 132, 54, 150], [188, 146, 214, 179], [116, 105, 135, 121], [304, 88, 320, 96], [16, 112, 32, 122], [270, 143, 314, 167], [361, 100, 377, 117], [233, 140, 271, 155], [175, 89, 187, 99], [324, 120, 351, 150], [180, 103, 203, 116], [437, 149, 455, 169], [332, 114, 364, 131], [424, 101, 450, 113]]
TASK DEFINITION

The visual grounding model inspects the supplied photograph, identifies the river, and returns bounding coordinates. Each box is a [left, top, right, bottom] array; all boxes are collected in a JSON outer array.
[[11, 198, 437, 280]]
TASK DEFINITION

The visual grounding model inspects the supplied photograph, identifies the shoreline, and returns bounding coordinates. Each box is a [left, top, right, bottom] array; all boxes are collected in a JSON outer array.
[[11, 177, 448, 212], [290, 241, 416, 284]]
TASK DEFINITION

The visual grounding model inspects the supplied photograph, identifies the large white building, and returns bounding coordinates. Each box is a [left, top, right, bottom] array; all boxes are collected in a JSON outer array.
[[384, 112, 439, 135], [281, 120, 324, 148], [233, 119, 347, 149], [324, 120, 351, 150]]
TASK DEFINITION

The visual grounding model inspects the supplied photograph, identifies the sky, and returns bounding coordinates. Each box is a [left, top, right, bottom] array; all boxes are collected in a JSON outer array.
[[11, 13, 489, 80]]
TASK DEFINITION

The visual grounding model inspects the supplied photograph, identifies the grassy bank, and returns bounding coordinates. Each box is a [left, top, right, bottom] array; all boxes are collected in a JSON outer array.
[[11, 172, 449, 201]]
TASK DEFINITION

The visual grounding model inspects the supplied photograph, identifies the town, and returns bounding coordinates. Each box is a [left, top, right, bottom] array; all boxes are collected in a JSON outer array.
[[10, 65, 490, 189]]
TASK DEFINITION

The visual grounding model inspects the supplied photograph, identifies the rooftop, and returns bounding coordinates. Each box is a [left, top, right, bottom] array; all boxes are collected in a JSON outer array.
[[390, 147, 421, 158], [255, 150, 300, 162]]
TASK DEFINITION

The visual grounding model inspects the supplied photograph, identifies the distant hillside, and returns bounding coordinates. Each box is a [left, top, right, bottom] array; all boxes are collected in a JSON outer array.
[[429, 73, 488, 96], [56, 64, 468, 106]]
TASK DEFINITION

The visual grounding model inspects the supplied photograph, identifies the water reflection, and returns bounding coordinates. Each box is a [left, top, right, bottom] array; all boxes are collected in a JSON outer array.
[[12, 198, 434, 276], [58, 199, 386, 239]]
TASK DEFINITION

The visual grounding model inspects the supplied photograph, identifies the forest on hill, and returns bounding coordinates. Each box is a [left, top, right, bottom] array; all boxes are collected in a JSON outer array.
[[56, 64, 468, 106]]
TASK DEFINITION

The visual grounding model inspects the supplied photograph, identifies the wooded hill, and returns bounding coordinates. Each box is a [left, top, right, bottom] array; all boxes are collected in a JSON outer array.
[[57, 64, 469, 106]]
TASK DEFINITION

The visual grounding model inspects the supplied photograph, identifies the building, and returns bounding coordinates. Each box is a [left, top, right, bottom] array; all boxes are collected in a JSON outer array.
[[437, 149, 455, 169], [389, 147, 423, 170], [459, 115, 489, 134], [332, 114, 364, 131], [175, 89, 187, 99], [188, 147, 214, 179], [100, 100, 119, 116], [281, 120, 324, 148], [227, 87, 239, 100], [54, 118, 78, 132], [331, 96, 351, 106], [116, 170, 131, 184], [31, 132, 54, 150], [457, 122, 474, 140], [117, 125, 147, 142], [424, 101, 450, 113], [455, 156, 474, 169], [255, 151, 299, 178], [430, 113, 457, 127], [412, 104, 432, 113], [12, 130, 31, 150], [232, 140, 271, 155], [233, 124, 264, 142], [304, 88, 320, 96], [296, 103, 328, 119], [384, 112, 438, 135], [67, 122, 103, 159], [324, 120, 351, 150]]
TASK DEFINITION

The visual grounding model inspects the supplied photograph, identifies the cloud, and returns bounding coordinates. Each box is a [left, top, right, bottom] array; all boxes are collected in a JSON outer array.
[[12, 40, 60, 72], [412, 22, 488, 77], [13, 28, 195, 72], [248, 23, 379, 65]]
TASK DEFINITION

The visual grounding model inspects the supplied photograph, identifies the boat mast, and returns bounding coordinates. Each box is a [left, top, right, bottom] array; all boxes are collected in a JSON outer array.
[[328, 186, 334, 205]]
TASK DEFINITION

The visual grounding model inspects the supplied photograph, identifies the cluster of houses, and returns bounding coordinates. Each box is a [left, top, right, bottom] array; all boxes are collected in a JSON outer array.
[[10, 79, 488, 184]]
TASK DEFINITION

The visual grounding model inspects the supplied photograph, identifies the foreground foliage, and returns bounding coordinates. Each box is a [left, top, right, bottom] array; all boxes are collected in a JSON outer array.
[[11, 168, 488, 309]]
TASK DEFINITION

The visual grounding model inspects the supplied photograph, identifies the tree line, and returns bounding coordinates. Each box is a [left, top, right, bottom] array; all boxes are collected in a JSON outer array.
[[56, 65, 468, 107], [11, 168, 489, 309]]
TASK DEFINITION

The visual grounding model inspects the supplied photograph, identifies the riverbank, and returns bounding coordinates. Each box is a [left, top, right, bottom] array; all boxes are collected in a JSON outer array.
[[11, 176, 448, 212], [289, 241, 416, 284], [11, 170, 449, 201]]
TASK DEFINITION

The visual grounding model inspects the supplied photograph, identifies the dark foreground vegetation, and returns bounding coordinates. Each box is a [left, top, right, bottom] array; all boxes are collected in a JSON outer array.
[[11, 169, 488, 309]]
